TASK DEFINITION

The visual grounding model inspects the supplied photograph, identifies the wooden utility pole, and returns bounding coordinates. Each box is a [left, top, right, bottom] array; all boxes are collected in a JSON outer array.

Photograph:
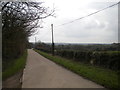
[[35, 37, 36, 43], [51, 24, 54, 56], [34, 37, 37, 48]]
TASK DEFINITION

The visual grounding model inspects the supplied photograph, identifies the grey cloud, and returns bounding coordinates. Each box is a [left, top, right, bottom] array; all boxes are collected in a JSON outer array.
[[84, 20, 106, 30], [87, 2, 117, 10], [32, 1, 118, 43]]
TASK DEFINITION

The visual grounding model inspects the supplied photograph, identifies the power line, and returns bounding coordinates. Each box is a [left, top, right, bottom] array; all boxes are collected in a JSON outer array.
[[56, 1, 119, 27], [40, 2, 119, 42]]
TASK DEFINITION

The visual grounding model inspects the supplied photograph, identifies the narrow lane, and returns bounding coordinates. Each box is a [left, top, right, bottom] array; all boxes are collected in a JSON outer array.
[[22, 49, 104, 88]]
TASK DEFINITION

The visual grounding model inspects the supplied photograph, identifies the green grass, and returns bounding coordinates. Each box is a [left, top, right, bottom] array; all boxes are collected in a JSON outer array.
[[34, 49, 119, 89], [2, 50, 27, 80]]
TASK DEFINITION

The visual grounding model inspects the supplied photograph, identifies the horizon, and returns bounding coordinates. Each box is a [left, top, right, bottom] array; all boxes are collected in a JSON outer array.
[[29, 41, 117, 45]]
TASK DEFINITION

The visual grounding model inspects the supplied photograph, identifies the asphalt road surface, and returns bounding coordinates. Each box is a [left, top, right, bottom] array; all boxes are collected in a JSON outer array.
[[22, 49, 104, 88]]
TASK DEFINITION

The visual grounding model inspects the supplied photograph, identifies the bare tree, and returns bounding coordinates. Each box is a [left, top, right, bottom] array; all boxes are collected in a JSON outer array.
[[0, 1, 54, 60], [1, 2, 54, 36]]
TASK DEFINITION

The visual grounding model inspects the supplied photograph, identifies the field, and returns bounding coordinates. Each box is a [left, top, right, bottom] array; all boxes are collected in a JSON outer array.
[[34, 43, 119, 89], [35, 43, 119, 70]]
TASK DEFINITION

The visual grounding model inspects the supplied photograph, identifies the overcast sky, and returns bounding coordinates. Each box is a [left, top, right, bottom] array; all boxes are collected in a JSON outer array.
[[29, 0, 119, 44]]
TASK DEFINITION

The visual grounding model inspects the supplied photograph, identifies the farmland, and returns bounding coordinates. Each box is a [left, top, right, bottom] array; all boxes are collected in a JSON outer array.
[[34, 49, 119, 89], [34, 42, 119, 89], [35, 42, 120, 71]]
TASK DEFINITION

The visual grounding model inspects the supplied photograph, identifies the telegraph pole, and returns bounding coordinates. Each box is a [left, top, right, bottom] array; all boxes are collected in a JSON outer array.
[[35, 37, 37, 48], [51, 24, 54, 56], [35, 37, 37, 43]]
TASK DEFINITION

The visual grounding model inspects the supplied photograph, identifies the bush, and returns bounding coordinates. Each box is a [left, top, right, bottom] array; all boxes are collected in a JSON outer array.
[[35, 47, 119, 70], [55, 50, 120, 70]]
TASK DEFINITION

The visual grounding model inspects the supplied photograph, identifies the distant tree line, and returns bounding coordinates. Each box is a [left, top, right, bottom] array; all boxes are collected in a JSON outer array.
[[35, 42, 52, 53], [55, 43, 120, 51], [35, 42, 120, 52]]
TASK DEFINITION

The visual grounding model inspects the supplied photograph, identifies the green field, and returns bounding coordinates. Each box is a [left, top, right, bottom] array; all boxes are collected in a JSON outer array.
[[2, 50, 27, 80], [34, 49, 119, 89]]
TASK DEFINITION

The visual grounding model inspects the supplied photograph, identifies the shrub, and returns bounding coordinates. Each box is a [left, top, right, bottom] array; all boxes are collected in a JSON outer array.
[[55, 50, 120, 70]]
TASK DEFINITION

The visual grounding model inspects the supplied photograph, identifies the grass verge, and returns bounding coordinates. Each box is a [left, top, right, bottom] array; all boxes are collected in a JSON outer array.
[[34, 49, 119, 89], [2, 50, 27, 80]]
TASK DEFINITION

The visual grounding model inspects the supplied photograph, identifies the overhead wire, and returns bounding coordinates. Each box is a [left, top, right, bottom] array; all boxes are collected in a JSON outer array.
[[39, 1, 119, 42], [55, 1, 120, 27]]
